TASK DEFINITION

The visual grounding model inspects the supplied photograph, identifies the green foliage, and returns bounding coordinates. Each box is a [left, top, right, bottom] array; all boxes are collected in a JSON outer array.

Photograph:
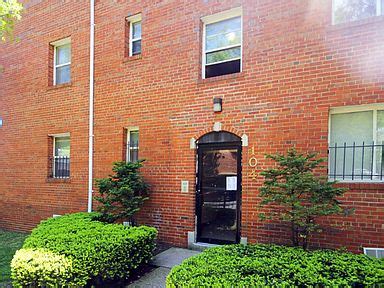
[[95, 161, 149, 223], [259, 148, 352, 249], [166, 244, 384, 287], [12, 213, 157, 287], [11, 248, 73, 287], [0, 0, 23, 42]]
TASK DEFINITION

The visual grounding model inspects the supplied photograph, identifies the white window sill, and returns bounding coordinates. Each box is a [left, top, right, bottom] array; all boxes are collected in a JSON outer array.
[[328, 15, 384, 31], [47, 82, 72, 91], [46, 177, 71, 183], [198, 71, 244, 84]]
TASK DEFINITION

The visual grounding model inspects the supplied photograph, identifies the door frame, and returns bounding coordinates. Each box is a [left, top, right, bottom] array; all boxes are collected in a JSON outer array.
[[195, 141, 242, 244]]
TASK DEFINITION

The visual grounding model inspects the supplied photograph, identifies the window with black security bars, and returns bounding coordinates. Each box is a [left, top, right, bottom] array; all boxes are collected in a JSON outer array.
[[126, 130, 139, 162], [328, 108, 384, 182], [51, 136, 70, 178]]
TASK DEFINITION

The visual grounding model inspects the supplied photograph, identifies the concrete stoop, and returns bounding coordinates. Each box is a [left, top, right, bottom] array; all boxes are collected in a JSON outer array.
[[127, 248, 200, 288]]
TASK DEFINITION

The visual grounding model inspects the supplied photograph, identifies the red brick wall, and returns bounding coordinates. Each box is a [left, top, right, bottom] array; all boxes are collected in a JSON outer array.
[[0, 1, 91, 231], [1, 0, 383, 253]]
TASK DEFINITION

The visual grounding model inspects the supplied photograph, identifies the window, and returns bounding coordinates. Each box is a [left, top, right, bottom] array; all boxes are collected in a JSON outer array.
[[52, 38, 71, 85], [52, 135, 70, 178], [328, 106, 384, 181], [364, 248, 384, 258], [126, 129, 139, 162], [202, 7, 242, 79], [128, 14, 142, 56], [332, 0, 383, 24]]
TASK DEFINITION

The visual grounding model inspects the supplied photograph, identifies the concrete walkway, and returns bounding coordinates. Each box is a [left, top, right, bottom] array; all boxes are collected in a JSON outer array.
[[128, 248, 200, 288]]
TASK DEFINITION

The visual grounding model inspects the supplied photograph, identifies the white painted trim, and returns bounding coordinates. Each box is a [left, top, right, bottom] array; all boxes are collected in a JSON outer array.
[[377, 0, 382, 16], [48, 132, 70, 137], [328, 109, 332, 175], [241, 134, 248, 147], [205, 43, 241, 54], [125, 126, 139, 131], [213, 122, 222, 132], [190, 137, 196, 149], [201, 8, 242, 79], [127, 13, 141, 23], [50, 37, 71, 46], [373, 109, 378, 175], [128, 14, 142, 57], [52, 136, 56, 177], [240, 237, 248, 245], [201, 6, 242, 24], [53, 46, 56, 85], [53, 41, 71, 85], [202, 18, 206, 78], [206, 56, 241, 66], [330, 103, 384, 114], [331, 0, 336, 25]]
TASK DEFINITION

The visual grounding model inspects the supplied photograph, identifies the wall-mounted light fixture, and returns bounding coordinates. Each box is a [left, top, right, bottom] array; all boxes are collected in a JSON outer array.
[[213, 97, 222, 112]]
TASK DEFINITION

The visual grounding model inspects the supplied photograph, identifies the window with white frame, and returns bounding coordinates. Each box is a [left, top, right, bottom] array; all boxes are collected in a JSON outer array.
[[52, 38, 71, 85], [363, 247, 384, 258], [333, 0, 383, 24], [52, 135, 70, 178], [202, 7, 242, 79], [328, 106, 384, 181], [126, 129, 139, 162], [128, 14, 142, 56]]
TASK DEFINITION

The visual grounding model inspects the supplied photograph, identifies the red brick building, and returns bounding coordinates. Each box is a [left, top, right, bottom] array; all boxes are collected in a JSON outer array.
[[0, 0, 383, 254]]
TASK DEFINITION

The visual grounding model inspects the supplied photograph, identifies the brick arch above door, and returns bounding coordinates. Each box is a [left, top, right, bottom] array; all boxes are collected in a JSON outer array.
[[190, 123, 248, 149]]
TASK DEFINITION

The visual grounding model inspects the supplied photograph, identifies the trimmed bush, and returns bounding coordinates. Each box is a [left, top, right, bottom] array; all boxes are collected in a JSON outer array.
[[166, 244, 384, 287], [12, 213, 157, 287], [11, 248, 73, 287]]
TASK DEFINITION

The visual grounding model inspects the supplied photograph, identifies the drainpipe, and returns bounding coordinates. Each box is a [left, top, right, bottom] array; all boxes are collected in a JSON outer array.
[[88, 0, 95, 212]]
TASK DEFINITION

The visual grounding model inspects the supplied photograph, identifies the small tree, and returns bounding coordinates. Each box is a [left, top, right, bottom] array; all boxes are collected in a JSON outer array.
[[95, 161, 149, 224], [259, 148, 352, 250], [0, 0, 23, 42]]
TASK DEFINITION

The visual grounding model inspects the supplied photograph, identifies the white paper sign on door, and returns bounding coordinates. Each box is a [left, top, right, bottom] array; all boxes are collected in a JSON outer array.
[[226, 176, 237, 191]]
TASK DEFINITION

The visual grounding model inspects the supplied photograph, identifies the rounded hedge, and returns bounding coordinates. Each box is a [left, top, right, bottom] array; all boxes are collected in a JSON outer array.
[[11, 248, 73, 287], [11, 212, 157, 287], [166, 244, 384, 287]]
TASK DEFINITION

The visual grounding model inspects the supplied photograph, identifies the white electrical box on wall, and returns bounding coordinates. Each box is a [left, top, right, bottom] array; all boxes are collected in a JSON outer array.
[[181, 180, 189, 193]]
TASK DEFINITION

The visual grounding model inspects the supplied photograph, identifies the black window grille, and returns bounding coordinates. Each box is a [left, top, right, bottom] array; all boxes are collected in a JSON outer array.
[[52, 156, 70, 178], [328, 142, 384, 181], [126, 141, 139, 162]]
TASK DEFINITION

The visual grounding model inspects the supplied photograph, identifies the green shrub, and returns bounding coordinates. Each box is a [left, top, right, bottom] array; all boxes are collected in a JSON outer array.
[[259, 148, 352, 249], [166, 244, 384, 287], [12, 212, 157, 287], [11, 248, 73, 287], [95, 161, 149, 224]]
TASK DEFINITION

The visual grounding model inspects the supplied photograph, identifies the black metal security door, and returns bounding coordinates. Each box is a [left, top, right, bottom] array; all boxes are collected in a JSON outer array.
[[196, 132, 242, 244]]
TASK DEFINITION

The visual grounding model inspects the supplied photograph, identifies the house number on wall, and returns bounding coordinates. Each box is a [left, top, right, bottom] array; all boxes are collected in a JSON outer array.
[[248, 145, 258, 180]]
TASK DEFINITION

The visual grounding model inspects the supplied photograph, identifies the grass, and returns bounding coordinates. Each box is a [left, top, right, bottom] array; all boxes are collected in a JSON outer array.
[[0, 229, 28, 284]]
